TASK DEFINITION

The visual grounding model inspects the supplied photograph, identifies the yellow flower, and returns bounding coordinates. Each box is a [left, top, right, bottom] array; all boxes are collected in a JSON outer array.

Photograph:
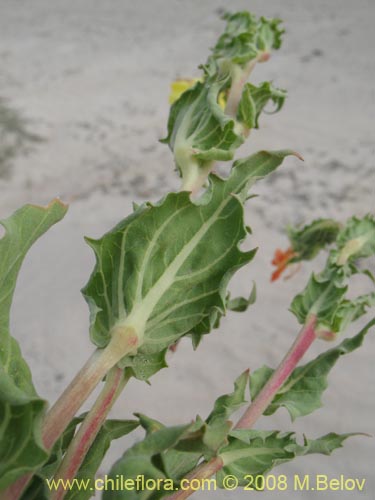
[[169, 79, 226, 109], [169, 79, 200, 104]]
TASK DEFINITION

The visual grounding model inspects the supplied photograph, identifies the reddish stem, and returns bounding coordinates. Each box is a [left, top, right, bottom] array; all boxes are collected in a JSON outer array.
[[0, 351, 113, 500], [0, 477, 29, 500], [51, 367, 128, 500], [43, 326, 137, 450], [235, 315, 317, 429], [166, 315, 317, 500], [225, 58, 258, 118], [167, 457, 224, 500], [1, 327, 138, 500]]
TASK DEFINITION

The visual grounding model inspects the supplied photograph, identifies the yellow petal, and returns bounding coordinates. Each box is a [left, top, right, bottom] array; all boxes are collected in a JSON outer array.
[[168, 78, 226, 109], [169, 79, 201, 104]]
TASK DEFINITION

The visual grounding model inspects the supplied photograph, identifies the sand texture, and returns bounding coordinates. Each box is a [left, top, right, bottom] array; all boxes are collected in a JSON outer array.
[[0, 1, 374, 498]]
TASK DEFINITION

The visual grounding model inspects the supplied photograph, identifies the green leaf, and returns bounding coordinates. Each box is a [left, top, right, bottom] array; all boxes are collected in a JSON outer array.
[[161, 12, 285, 189], [250, 318, 375, 420], [290, 273, 347, 329], [334, 214, 375, 266], [23, 418, 138, 500], [217, 430, 297, 487], [82, 151, 293, 378], [119, 350, 168, 382], [217, 429, 357, 488], [237, 82, 286, 129], [136, 413, 165, 435], [105, 371, 253, 495], [213, 12, 284, 65], [188, 306, 222, 350], [21, 417, 83, 500], [290, 432, 361, 457], [227, 282, 256, 312], [103, 425, 193, 500], [289, 215, 375, 335], [161, 70, 243, 185], [163, 417, 229, 465], [0, 199, 67, 490], [287, 218, 342, 262], [134, 415, 205, 484], [207, 371, 249, 426], [332, 293, 375, 333], [189, 283, 256, 349]]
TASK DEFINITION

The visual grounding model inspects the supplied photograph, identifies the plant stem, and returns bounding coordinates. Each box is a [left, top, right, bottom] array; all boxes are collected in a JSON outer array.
[[181, 53, 270, 195], [225, 57, 261, 118], [51, 366, 129, 500], [166, 315, 317, 500], [181, 161, 213, 195], [2, 327, 138, 500], [0, 476, 29, 500], [167, 457, 224, 500], [235, 314, 317, 429], [42, 326, 138, 450]]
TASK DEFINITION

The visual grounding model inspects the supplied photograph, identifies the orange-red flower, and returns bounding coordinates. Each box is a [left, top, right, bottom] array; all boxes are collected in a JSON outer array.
[[271, 247, 297, 282]]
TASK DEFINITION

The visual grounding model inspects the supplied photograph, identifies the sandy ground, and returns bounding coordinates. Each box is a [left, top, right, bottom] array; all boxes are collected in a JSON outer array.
[[0, 0, 374, 498]]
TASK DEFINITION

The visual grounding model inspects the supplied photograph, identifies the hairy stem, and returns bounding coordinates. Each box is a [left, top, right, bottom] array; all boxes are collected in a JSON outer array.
[[43, 326, 137, 450], [181, 161, 213, 195], [225, 58, 257, 118], [181, 54, 269, 195], [235, 314, 317, 428], [166, 315, 317, 500], [51, 366, 129, 500], [2, 327, 138, 500]]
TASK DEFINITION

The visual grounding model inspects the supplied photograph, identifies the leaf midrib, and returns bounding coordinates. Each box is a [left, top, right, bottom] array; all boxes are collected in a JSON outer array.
[[128, 194, 233, 328]]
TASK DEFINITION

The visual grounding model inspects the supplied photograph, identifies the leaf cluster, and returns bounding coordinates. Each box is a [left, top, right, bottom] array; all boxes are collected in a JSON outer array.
[[102, 315, 374, 498], [161, 12, 286, 189], [290, 214, 375, 336]]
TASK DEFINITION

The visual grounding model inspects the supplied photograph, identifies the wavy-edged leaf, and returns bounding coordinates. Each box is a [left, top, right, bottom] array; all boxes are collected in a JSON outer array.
[[103, 424, 193, 500], [133, 414, 205, 484], [290, 214, 375, 333], [237, 82, 286, 129], [161, 12, 285, 189], [161, 69, 243, 183], [131, 382, 244, 482], [217, 430, 296, 487], [290, 432, 362, 457], [290, 273, 347, 328], [120, 350, 168, 382], [250, 318, 375, 420], [287, 218, 342, 262], [207, 370, 249, 426], [0, 200, 67, 490], [227, 282, 256, 312], [213, 12, 284, 64], [334, 214, 375, 265], [189, 283, 256, 349], [82, 151, 294, 378], [217, 430, 357, 488], [332, 294, 375, 333], [104, 372, 254, 496]]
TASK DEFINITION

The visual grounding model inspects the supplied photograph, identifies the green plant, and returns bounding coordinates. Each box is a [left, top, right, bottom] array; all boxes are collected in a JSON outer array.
[[0, 11, 374, 500]]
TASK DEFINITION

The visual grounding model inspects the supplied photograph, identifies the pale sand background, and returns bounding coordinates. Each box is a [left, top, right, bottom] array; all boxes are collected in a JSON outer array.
[[0, 0, 374, 498]]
